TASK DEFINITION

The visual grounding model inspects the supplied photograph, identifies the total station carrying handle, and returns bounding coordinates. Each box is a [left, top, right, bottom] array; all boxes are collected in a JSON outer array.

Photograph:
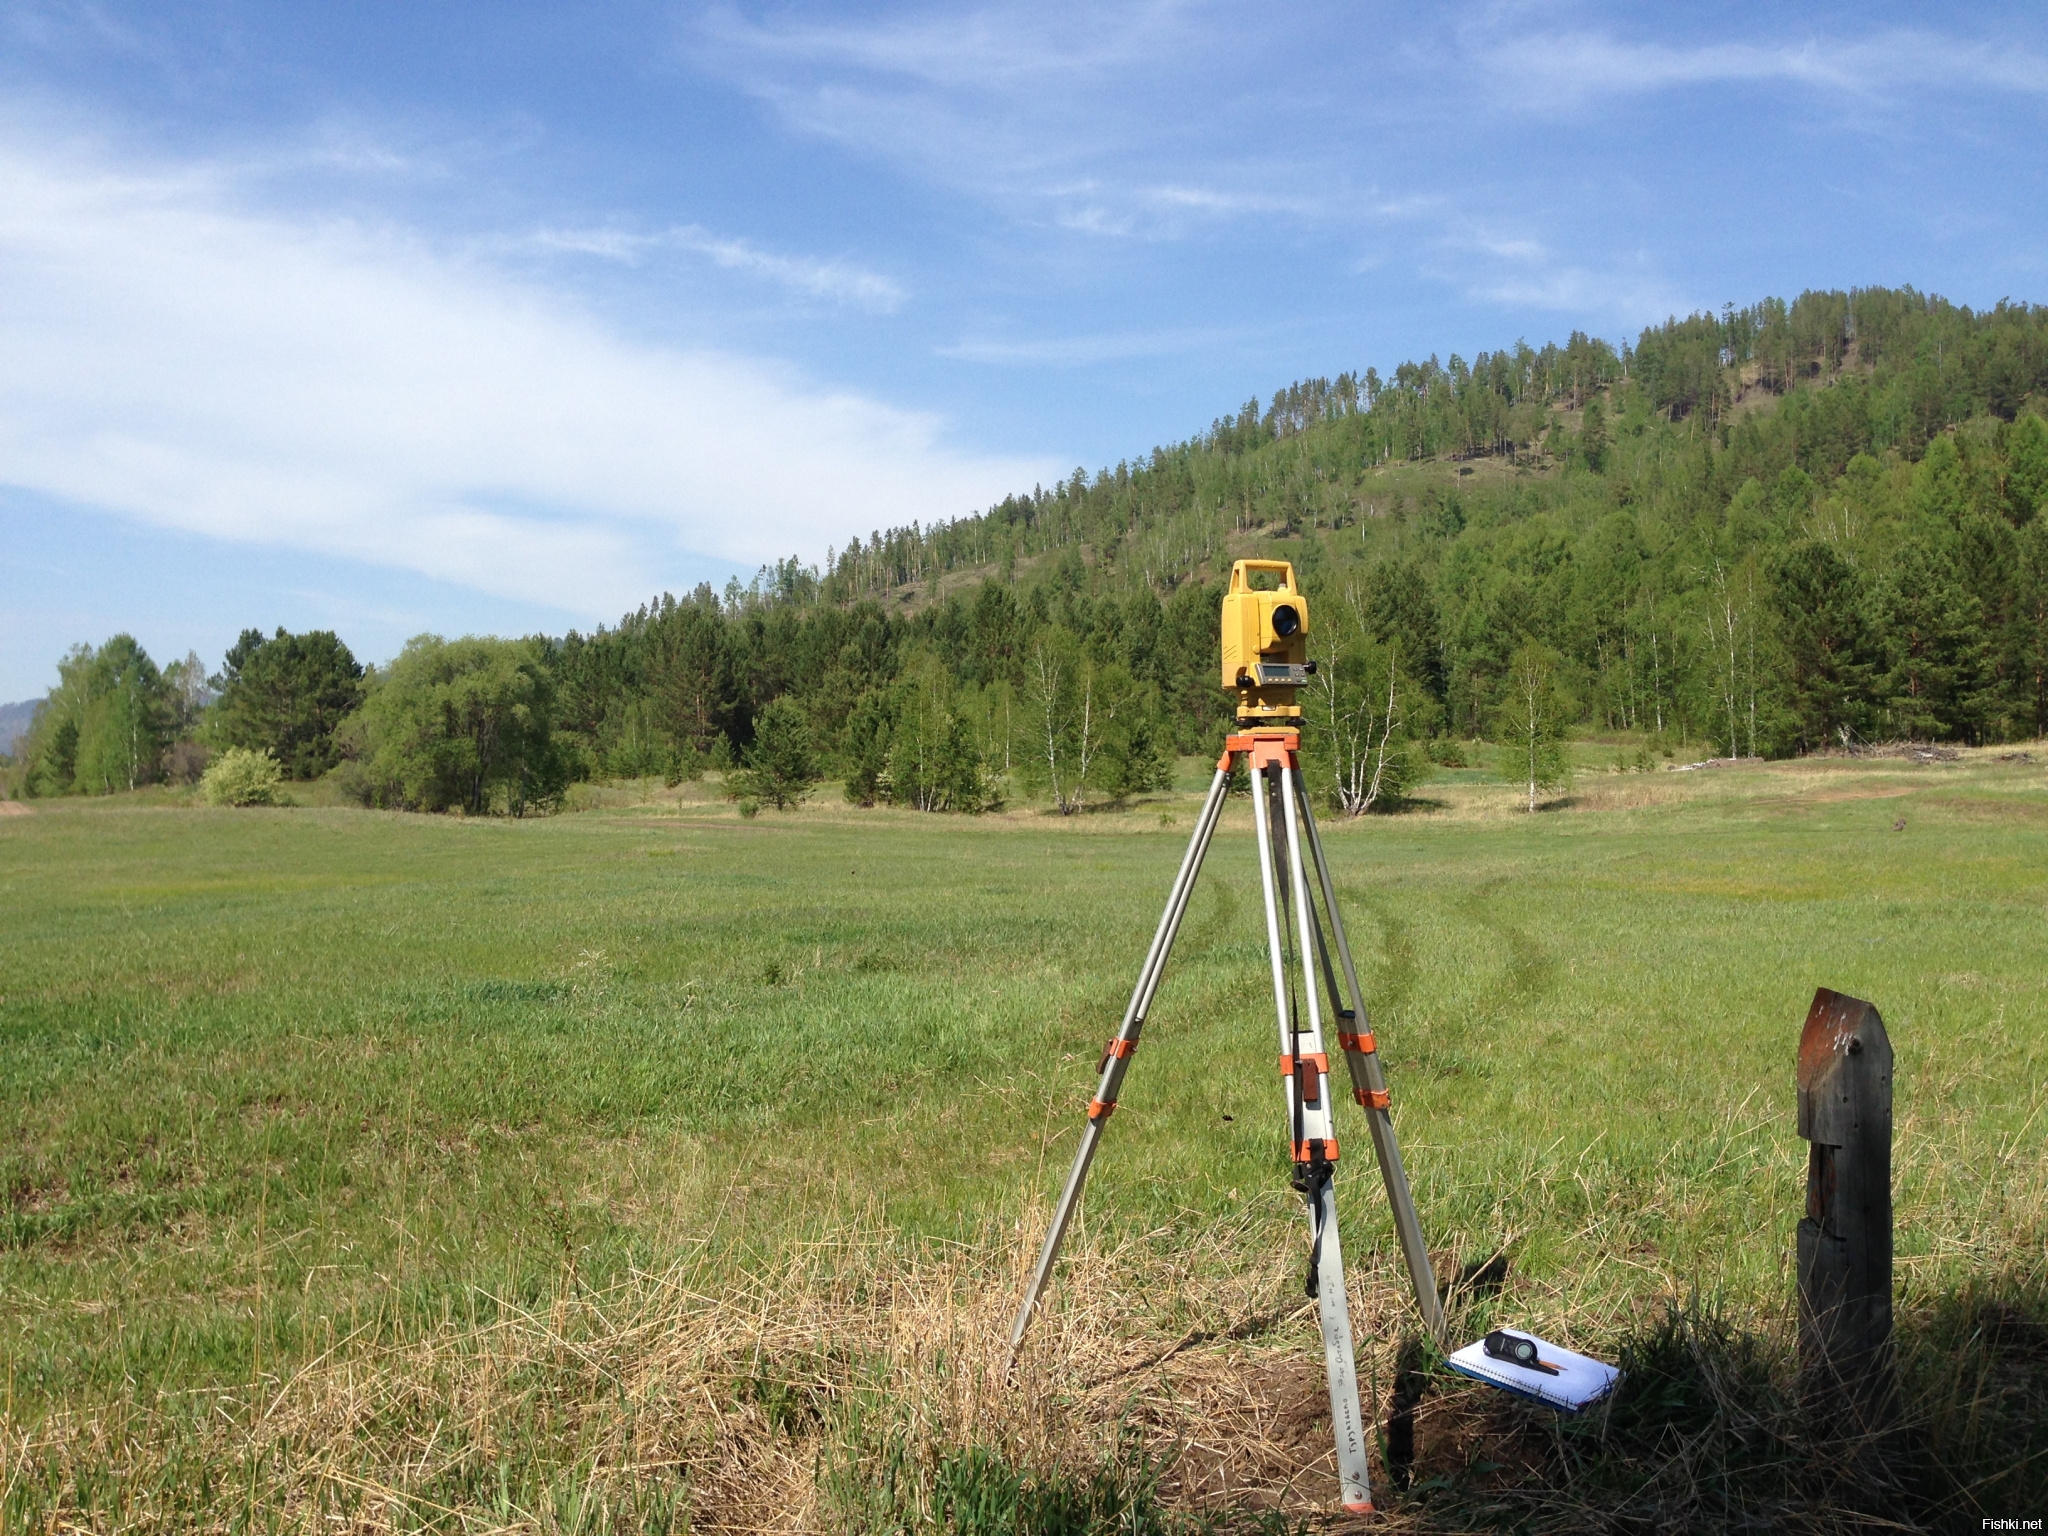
[[1228, 559, 1298, 595]]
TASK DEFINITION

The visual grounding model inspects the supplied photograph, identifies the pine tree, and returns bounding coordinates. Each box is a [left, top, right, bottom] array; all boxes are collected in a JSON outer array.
[[840, 691, 893, 807], [210, 628, 365, 779], [1577, 396, 1608, 473], [2014, 519, 2048, 737], [1770, 541, 1876, 751], [732, 696, 819, 810], [1876, 540, 1991, 741], [2007, 412, 2048, 524]]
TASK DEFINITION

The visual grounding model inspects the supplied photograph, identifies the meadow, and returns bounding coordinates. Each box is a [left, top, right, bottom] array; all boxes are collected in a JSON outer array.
[[0, 749, 2044, 1532]]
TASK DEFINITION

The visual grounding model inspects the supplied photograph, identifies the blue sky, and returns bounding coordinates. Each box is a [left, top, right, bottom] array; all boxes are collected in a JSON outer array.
[[3, 1, 2047, 700]]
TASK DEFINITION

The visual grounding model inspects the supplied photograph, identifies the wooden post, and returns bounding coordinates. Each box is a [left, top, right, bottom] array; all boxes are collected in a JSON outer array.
[[1795, 987, 1896, 1450]]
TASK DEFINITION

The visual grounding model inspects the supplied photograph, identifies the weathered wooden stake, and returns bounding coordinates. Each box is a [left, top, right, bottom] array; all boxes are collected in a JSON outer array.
[[1795, 987, 1896, 1449]]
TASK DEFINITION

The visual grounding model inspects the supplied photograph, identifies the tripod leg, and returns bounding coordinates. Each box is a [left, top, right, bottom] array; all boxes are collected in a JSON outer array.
[[1256, 762, 1375, 1514], [1309, 1164, 1374, 1512], [1006, 766, 1232, 1365], [1293, 771, 1446, 1344]]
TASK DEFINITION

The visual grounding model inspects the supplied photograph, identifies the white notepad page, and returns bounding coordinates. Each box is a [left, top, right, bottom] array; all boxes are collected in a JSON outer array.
[[1445, 1331, 1621, 1413]]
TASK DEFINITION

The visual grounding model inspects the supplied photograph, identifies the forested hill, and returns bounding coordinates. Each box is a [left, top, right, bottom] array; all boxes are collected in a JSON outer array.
[[11, 284, 2048, 815], [552, 285, 2048, 770]]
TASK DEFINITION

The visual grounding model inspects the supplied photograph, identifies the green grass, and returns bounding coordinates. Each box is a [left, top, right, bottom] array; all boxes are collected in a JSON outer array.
[[1, 754, 2044, 1528]]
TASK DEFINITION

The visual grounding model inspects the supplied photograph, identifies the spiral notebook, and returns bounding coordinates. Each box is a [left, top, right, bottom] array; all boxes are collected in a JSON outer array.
[[1445, 1331, 1620, 1413]]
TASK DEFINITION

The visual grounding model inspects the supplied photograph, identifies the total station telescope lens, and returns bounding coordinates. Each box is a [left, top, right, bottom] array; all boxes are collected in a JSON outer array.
[[1272, 604, 1301, 638]]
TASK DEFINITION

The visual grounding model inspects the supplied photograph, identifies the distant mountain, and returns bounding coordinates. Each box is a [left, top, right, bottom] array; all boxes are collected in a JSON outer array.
[[0, 699, 38, 757]]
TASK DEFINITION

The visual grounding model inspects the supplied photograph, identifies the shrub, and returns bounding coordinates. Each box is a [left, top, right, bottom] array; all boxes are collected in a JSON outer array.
[[200, 747, 283, 807], [164, 740, 211, 785], [326, 759, 375, 807]]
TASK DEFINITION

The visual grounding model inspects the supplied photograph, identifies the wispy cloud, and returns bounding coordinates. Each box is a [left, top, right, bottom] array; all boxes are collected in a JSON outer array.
[[698, 2, 1164, 185], [692, 3, 1328, 236], [936, 327, 1226, 366], [1035, 178, 1327, 238], [0, 133, 1048, 619], [700, 3, 1168, 97], [1451, 229, 1547, 263], [1141, 184, 1318, 216], [1478, 26, 2048, 108], [1398, 208, 1689, 327], [528, 223, 905, 310], [1466, 264, 1687, 323]]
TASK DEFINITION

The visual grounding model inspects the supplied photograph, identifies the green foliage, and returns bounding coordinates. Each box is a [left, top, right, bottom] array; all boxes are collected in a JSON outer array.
[[2016, 519, 2048, 734], [1302, 581, 1436, 813], [841, 690, 895, 806], [198, 746, 283, 807], [885, 653, 989, 812], [2008, 411, 2048, 522], [1018, 629, 1169, 812], [1769, 541, 1877, 752], [1875, 540, 1992, 741], [1088, 664, 1173, 802], [20, 636, 172, 797], [1576, 395, 1608, 473], [344, 635, 567, 814], [18, 693, 79, 797], [550, 588, 732, 781], [726, 695, 819, 810], [74, 640, 169, 796], [209, 627, 364, 779], [1495, 644, 1573, 810]]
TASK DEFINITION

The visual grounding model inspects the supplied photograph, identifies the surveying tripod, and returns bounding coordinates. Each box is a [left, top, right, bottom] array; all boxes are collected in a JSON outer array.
[[1006, 563, 1444, 1517]]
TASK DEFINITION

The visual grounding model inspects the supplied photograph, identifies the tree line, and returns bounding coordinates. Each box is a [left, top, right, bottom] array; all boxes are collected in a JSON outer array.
[[7, 284, 2046, 816]]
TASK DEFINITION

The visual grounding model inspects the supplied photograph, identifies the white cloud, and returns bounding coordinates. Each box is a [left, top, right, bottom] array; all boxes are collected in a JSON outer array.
[[0, 134, 1047, 621], [528, 222, 906, 311]]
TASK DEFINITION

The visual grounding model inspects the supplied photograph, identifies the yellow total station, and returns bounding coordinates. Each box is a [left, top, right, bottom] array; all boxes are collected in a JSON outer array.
[[1220, 559, 1312, 722]]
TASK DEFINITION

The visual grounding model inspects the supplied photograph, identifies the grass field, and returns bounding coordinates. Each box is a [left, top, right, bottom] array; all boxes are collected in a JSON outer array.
[[1, 750, 2044, 1532]]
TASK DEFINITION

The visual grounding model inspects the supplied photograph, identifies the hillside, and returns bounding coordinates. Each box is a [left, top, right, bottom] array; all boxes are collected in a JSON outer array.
[[544, 284, 2048, 787]]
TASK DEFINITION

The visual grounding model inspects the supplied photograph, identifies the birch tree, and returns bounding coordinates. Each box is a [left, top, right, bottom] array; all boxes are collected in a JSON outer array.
[[1025, 627, 1102, 814], [1495, 643, 1571, 812], [1304, 587, 1425, 814]]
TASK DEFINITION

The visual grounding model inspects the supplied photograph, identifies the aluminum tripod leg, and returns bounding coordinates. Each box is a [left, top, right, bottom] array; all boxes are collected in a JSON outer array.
[[1259, 758, 1374, 1513], [1293, 771, 1446, 1345], [1005, 767, 1233, 1365]]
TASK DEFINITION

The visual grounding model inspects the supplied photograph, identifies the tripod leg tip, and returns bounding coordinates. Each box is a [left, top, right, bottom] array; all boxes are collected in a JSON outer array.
[[1342, 1500, 1374, 1515]]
